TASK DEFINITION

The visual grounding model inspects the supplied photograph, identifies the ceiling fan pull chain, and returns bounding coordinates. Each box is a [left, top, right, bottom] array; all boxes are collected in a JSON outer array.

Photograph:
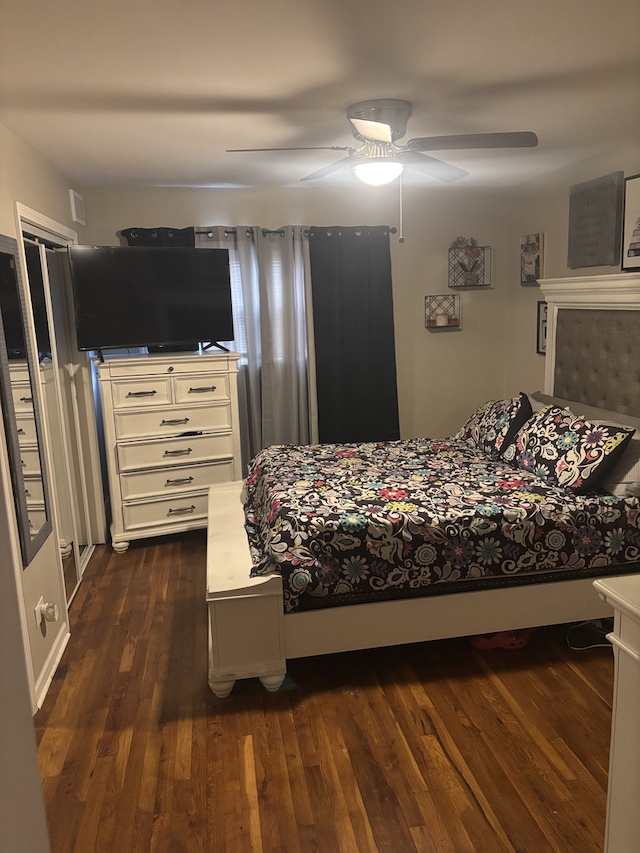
[[398, 172, 405, 244]]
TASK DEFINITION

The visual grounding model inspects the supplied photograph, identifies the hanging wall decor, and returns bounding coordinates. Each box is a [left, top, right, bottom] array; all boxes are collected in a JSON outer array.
[[448, 237, 492, 288], [537, 301, 548, 355], [520, 233, 544, 284], [622, 173, 640, 271], [425, 294, 462, 330]]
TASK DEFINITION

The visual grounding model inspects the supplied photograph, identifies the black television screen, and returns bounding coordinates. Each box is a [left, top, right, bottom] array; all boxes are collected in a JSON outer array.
[[67, 245, 234, 352]]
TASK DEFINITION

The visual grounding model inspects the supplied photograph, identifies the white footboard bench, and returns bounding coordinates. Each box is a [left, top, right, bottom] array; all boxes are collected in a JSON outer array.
[[206, 481, 286, 698], [205, 483, 619, 697]]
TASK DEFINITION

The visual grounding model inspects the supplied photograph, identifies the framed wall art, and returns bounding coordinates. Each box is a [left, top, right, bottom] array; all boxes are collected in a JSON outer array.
[[622, 173, 640, 271], [536, 301, 547, 355], [520, 233, 544, 284]]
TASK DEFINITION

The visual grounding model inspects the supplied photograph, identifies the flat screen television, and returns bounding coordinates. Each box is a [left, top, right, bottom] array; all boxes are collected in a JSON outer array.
[[67, 245, 234, 353]]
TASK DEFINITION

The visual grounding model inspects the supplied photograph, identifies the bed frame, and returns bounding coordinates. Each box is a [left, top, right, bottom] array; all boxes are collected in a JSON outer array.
[[206, 272, 640, 697]]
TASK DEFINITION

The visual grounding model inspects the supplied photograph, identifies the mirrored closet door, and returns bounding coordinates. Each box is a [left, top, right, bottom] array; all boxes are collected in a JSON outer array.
[[22, 234, 102, 603]]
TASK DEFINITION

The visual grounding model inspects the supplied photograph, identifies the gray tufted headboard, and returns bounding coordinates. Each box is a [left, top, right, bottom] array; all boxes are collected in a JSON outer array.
[[554, 309, 640, 415], [540, 273, 640, 419]]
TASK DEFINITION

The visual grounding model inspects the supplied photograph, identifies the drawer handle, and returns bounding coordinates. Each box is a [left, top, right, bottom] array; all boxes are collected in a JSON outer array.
[[163, 447, 192, 457], [161, 417, 190, 426], [17, 428, 25, 435], [165, 476, 194, 486], [25, 489, 31, 497], [20, 396, 33, 404], [188, 385, 217, 393], [126, 390, 157, 398], [168, 505, 196, 516]]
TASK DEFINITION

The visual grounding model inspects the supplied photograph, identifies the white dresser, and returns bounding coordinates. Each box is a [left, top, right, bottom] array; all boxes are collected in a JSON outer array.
[[593, 575, 640, 853], [95, 352, 241, 552]]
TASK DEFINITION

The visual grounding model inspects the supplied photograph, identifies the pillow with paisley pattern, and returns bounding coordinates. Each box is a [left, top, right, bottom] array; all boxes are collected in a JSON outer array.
[[475, 392, 533, 459], [455, 393, 532, 459], [503, 404, 635, 493], [454, 399, 495, 446]]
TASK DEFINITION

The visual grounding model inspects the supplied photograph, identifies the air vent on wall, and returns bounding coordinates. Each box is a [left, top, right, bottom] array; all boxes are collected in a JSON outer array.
[[69, 189, 86, 226]]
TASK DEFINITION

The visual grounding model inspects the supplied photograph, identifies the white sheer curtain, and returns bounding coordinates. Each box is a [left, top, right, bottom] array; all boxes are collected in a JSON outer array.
[[195, 225, 317, 471]]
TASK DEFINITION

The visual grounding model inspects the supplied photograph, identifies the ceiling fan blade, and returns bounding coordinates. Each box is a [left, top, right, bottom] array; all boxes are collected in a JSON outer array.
[[397, 151, 468, 183], [300, 156, 356, 182], [349, 118, 393, 144], [227, 145, 353, 153], [407, 131, 538, 151]]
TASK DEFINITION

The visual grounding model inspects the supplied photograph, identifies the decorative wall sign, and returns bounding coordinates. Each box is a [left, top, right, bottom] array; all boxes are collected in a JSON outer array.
[[622, 173, 640, 271], [520, 233, 544, 284], [567, 171, 623, 268], [537, 301, 547, 355]]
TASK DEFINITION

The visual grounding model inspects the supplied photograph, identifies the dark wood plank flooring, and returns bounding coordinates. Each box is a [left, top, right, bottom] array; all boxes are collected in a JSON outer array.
[[34, 531, 614, 852]]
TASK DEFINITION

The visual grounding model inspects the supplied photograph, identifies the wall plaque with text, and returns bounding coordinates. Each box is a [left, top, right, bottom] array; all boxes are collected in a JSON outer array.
[[567, 171, 623, 268]]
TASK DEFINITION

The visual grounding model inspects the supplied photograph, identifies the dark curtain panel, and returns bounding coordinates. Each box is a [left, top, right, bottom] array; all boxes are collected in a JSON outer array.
[[119, 227, 195, 247], [309, 225, 400, 444]]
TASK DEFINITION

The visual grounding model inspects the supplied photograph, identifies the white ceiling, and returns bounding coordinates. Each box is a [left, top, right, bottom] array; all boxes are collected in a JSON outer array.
[[0, 0, 638, 189]]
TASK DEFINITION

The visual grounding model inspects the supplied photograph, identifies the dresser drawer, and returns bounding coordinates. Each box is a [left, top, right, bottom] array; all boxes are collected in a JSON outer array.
[[108, 356, 226, 377], [174, 374, 230, 405], [16, 413, 38, 445], [111, 378, 172, 409], [11, 382, 35, 413], [117, 432, 233, 472], [27, 507, 47, 533], [20, 446, 42, 477], [9, 362, 30, 383], [120, 460, 235, 500], [114, 402, 232, 440], [123, 491, 209, 531], [23, 476, 45, 503]]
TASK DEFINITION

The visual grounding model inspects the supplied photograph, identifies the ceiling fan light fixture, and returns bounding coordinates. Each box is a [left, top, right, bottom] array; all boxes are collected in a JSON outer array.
[[353, 158, 404, 186]]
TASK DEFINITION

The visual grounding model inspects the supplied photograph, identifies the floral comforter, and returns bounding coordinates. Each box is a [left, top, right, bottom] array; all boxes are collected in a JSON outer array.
[[244, 438, 640, 613]]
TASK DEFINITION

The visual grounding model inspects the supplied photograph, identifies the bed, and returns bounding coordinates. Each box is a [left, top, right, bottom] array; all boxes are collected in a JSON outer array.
[[206, 272, 640, 697]]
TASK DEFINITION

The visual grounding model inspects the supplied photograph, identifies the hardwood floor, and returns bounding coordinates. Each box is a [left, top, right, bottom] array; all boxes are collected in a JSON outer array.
[[35, 531, 614, 852]]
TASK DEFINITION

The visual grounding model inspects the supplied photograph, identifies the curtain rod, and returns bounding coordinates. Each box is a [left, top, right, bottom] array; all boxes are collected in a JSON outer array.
[[196, 228, 290, 237], [196, 226, 397, 237]]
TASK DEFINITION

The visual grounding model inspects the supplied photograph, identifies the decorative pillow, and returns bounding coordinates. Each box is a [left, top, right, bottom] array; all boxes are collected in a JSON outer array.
[[524, 393, 640, 495], [504, 405, 635, 494], [475, 392, 533, 459], [454, 399, 495, 446], [527, 392, 640, 432]]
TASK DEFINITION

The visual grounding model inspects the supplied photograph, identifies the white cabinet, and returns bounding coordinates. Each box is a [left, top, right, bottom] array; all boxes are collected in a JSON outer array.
[[96, 352, 241, 552], [593, 575, 640, 853]]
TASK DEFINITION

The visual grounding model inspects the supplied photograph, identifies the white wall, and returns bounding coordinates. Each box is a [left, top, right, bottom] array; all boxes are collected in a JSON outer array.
[[81, 145, 640, 439], [81, 182, 513, 438], [0, 124, 80, 238]]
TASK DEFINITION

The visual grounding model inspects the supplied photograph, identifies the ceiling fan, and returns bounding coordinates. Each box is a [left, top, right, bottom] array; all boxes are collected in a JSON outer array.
[[227, 98, 538, 186]]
